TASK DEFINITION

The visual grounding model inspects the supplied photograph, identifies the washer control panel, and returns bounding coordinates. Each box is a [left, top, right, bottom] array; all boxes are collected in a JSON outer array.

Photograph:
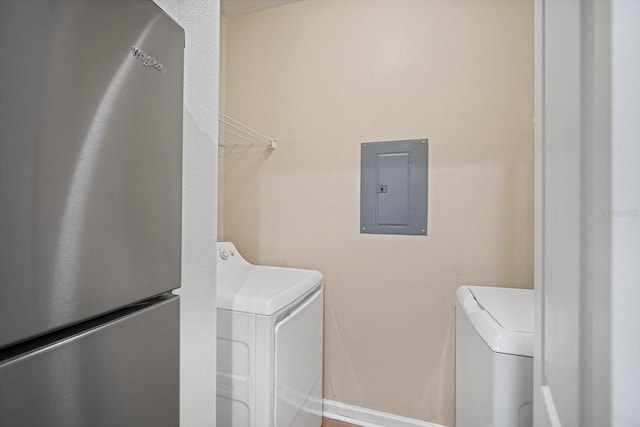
[[217, 242, 248, 267], [218, 249, 235, 261]]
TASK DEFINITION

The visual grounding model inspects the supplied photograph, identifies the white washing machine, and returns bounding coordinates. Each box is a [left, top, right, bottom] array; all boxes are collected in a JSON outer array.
[[455, 285, 534, 427], [216, 242, 323, 427]]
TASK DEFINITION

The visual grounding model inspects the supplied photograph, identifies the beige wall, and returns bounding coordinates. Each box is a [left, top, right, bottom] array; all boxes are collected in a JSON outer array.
[[221, 0, 533, 424]]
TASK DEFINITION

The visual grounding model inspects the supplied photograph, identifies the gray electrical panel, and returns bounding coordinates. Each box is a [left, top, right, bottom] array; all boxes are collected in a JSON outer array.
[[360, 139, 428, 235]]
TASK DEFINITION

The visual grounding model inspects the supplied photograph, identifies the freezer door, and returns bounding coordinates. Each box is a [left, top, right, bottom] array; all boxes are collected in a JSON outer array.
[[0, 0, 184, 347], [0, 296, 179, 427]]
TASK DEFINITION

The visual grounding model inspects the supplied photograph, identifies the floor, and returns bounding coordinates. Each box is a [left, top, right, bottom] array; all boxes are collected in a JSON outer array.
[[322, 418, 358, 427]]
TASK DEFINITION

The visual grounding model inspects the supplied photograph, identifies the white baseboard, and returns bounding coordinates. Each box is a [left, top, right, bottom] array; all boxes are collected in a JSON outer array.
[[323, 399, 447, 427]]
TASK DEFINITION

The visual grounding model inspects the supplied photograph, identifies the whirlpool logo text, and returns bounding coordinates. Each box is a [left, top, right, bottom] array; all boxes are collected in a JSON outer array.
[[131, 46, 164, 73]]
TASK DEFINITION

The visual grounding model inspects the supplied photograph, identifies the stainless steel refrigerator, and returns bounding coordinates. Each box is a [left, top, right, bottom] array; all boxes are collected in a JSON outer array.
[[0, 1, 184, 425]]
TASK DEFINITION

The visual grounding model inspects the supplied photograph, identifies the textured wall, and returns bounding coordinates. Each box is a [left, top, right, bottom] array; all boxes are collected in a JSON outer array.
[[176, 1, 219, 425], [222, 1, 533, 425], [218, 15, 227, 241], [152, 0, 219, 425], [611, 1, 640, 424]]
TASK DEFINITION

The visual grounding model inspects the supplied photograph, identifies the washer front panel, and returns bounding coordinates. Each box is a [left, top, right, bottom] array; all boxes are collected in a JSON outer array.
[[274, 289, 323, 427]]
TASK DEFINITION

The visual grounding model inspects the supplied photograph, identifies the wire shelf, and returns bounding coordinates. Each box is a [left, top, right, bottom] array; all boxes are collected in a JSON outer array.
[[218, 113, 276, 149]]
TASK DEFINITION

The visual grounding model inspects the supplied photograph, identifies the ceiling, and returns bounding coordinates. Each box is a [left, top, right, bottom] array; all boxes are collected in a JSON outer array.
[[221, 0, 302, 17]]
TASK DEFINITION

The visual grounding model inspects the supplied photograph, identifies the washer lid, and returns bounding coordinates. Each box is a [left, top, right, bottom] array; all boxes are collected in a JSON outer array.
[[217, 242, 323, 316], [456, 285, 534, 357]]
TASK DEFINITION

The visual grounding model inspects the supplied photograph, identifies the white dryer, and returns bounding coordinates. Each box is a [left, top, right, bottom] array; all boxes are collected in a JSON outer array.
[[455, 285, 534, 427], [216, 242, 323, 427]]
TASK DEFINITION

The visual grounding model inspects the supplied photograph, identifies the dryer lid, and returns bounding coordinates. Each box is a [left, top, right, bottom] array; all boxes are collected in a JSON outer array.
[[217, 242, 323, 316], [457, 285, 534, 357]]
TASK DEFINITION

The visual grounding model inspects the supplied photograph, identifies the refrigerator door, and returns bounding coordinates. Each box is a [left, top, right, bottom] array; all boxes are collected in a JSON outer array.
[[0, 296, 179, 427], [0, 0, 184, 347]]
